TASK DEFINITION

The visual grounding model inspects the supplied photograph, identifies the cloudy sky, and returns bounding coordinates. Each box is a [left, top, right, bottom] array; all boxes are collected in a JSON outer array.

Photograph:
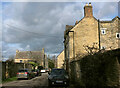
[[1, 1, 119, 59]]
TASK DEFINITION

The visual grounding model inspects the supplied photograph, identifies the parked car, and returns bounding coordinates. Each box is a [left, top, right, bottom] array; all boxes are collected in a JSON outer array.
[[48, 68, 69, 87], [45, 68, 49, 72], [32, 69, 41, 76], [17, 69, 35, 79], [41, 69, 46, 73]]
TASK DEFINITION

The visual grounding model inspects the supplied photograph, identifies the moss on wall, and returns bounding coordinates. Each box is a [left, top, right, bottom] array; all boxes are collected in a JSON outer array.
[[70, 49, 120, 87]]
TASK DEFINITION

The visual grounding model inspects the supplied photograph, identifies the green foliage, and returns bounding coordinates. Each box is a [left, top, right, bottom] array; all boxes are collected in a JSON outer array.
[[38, 66, 43, 70], [71, 49, 120, 87], [29, 61, 39, 70], [3, 77, 17, 83], [80, 51, 119, 87], [29, 62, 38, 67], [7, 60, 17, 78], [48, 59, 54, 69]]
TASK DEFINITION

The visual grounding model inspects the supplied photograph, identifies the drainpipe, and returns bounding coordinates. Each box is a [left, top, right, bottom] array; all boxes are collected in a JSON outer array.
[[44, 54, 45, 69], [67, 31, 75, 77], [98, 19, 101, 51], [68, 31, 75, 59]]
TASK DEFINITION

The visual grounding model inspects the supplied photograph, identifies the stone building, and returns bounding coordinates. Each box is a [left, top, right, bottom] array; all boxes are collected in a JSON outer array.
[[64, 3, 120, 71], [52, 55, 57, 68], [100, 17, 120, 50], [14, 48, 47, 68], [44, 54, 48, 70], [57, 50, 64, 68]]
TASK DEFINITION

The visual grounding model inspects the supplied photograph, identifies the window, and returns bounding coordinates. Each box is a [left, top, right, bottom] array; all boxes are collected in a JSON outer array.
[[116, 33, 120, 38], [101, 46, 106, 50], [101, 30, 106, 34], [101, 28, 107, 35], [20, 60, 22, 63]]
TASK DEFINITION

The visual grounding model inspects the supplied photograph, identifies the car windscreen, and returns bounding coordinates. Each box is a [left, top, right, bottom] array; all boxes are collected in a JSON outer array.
[[51, 69, 65, 75], [18, 70, 28, 72]]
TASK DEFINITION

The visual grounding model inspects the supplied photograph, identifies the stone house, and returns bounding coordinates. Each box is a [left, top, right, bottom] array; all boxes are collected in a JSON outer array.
[[64, 3, 120, 71], [44, 54, 48, 70], [52, 55, 57, 68], [57, 50, 64, 68], [14, 48, 48, 68]]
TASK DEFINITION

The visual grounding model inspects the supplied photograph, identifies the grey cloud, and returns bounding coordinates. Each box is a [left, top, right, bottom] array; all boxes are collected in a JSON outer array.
[[93, 2, 118, 19], [2, 2, 118, 58]]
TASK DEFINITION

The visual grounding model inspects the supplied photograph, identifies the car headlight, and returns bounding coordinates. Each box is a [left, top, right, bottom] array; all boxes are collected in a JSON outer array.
[[65, 75, 69, 79]]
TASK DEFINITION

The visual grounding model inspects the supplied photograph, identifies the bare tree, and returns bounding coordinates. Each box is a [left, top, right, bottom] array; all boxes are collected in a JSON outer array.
[[83, 42, 99, 55]]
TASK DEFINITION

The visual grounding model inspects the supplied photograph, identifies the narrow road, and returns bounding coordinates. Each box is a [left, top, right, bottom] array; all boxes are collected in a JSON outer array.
[[2, 73, 48, 88], [2, 73, 74, 88]]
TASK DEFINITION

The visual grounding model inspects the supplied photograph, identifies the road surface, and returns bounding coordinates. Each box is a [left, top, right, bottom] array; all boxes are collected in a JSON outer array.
[[2, 73, 74, 88], [2, 73, 48, 88]]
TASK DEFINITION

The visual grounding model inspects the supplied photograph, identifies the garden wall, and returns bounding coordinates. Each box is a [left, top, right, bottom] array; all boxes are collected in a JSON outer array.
[[70, 49, 120, 87], [2, 61, 32, 80]]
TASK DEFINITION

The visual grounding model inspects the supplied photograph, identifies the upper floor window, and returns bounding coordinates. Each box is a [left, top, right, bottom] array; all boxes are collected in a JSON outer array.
[[101, 28, 107, 35], [116, 33, 120, 38], [101, 46, 106, 50], [20, 60, 22, 63]]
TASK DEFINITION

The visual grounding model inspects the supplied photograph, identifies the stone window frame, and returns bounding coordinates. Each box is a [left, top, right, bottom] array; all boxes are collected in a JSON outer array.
[[116, 33, 120, 38], [20, 60, 22, 63], [100, 28, 107, 35], [101, 46, 106, 50]]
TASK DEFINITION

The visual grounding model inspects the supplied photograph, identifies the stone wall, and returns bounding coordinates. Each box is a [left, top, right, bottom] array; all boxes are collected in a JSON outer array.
[[70, 49, 120, 87], [1, 61, 32, 80], [8, 62, 32, 78], [1, 62, 6, 80], [72, 17, 99, 57], [100, 17, 120, 50], [45, 54, 48, 69], [57, 50, 64, 68]]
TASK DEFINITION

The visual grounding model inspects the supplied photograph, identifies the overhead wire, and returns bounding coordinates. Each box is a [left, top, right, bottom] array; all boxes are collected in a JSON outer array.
[[6, 24, 64, 39], [5, 24, 64, 55]]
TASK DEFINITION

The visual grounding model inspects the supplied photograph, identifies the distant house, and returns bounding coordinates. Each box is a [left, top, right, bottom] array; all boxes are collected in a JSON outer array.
[[14, 48, 48, 68], [57, 50, 64, 68], [52, 55, 57, 68]]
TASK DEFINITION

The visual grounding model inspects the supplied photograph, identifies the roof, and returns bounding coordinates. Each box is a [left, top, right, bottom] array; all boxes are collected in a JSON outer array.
[[57, 50, 64, 58], [100, 16, 120, 23], [64, 16, 120, 37], [64, 16, 98, 37], [15, 51, 44, 59]]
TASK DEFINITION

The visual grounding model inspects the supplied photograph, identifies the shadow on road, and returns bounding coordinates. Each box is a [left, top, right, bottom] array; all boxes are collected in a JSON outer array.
[[1, 86, 69, 88]]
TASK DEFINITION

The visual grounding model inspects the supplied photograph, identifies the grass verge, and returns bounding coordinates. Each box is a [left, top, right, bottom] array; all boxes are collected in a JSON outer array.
[[2, 77, 17, 83]]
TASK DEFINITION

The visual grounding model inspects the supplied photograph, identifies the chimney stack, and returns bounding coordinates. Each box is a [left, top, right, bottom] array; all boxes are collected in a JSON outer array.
[[75, 21, 78, 25], [16, 49, 19, 53], [42, 48, 45, 53], [84, 2, 93, 17]]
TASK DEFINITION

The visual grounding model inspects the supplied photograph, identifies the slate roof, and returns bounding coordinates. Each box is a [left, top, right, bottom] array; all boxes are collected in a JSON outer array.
[[15, 51, 44, 60], [100, 16, 120, 23], [64, 16, 120, 37]]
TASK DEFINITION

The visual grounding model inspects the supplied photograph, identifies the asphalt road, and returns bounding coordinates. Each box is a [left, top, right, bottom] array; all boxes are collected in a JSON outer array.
[[2, 73, 74, 88], [2, 73, 48, 88]]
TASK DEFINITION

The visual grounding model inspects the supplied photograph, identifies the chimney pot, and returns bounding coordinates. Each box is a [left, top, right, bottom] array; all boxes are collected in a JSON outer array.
[[85, 3, 88, 6], [16, 49, 19, 53], [75, 21, 78, 25], [89, 2, 92, 6], [84, 3, 93, 17]]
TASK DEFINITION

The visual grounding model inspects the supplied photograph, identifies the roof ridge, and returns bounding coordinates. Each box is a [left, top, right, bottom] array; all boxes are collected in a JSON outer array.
[[100, 16, 120, 23]]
